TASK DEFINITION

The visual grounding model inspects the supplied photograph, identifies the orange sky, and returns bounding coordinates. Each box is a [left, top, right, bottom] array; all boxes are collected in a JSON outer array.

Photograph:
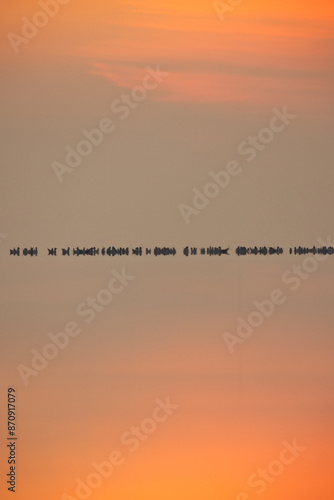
[[1, 1, 334, 499], [2, 0, 334, 106]]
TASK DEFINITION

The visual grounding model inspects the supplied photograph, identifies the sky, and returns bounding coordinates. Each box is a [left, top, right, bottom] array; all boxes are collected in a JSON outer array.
[[0, 1, 334, 499]]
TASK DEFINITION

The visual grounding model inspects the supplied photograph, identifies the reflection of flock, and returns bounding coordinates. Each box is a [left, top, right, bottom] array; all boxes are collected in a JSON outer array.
[[291, 246, 334, 255], [183, 246, 229, 256], [10, 247, 38, 256], [236, 246, 283, 256], [9, 245, 334, 257], [237, 245, 334, 256]]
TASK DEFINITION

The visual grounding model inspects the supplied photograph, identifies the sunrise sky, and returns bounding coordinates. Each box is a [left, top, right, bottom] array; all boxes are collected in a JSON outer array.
[[1, 1, 334, 499]]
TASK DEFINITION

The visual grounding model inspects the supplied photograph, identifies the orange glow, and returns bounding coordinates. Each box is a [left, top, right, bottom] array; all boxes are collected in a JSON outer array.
[[1, 2, 333, 500], [1, 0, 333, 106]]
